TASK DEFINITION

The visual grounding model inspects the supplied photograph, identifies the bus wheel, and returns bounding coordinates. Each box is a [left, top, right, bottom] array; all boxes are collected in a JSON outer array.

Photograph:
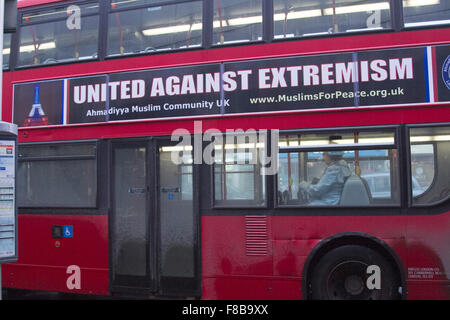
[[310, 245, 400, 300]]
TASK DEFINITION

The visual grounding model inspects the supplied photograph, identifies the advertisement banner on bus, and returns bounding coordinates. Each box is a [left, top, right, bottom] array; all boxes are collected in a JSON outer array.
[[12, 45, 449, 127], [68, 64, 222, 124]]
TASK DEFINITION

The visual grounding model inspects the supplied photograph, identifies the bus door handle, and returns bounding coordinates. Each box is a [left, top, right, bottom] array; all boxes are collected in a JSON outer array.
[[128, 187, 147, 194]]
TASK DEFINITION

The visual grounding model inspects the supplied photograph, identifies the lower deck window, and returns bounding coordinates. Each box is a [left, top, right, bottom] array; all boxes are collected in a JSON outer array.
[[277, 130, 399, 206], [410, 125, 450, 205], [213, 133, 266, 207], [18, 142, 97, 208]]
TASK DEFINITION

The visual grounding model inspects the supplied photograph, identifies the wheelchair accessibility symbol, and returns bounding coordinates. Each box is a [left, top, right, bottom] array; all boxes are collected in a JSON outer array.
[[63, 226, 73, 238]]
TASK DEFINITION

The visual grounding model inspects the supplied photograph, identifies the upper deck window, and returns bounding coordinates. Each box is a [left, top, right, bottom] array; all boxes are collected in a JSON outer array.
[[2, 33, 11, 70], [213, 0, 263, 45], [274, 0, 391, 39], [17, 2, 100, 67], [107, 0, 202, 56], [403, 0, 450, 28]]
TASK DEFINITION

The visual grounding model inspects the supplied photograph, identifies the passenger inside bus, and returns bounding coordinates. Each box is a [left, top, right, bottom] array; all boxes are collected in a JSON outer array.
[[298, 150, 351, 205]]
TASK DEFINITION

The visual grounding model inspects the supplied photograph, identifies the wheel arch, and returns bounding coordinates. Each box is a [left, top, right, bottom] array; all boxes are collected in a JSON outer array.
[[301, 231, 407, 300]]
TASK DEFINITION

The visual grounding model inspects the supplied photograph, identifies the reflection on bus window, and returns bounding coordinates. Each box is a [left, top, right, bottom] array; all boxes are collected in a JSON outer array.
[[278, 130, 399, 206], [2, 33, 11, 70], [403, 0, 450, 28], [214, 0, 262, 45], [107, 1, 202, 56], [109, 0, 170, 10], [213, 133, 266, 207], [17, 143, 97, 207], [159, 146, 195, 279], [180, 164, 194, 200], [273, 0, 390, 39], [410, 144, 433, 196], [159, 145, 193, 200], [17, 2, 99, 66], [410, 126, 450, 205]]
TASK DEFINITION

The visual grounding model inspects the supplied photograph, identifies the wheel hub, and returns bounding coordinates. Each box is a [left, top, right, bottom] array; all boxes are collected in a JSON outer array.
[[344, 275, 365, 295]]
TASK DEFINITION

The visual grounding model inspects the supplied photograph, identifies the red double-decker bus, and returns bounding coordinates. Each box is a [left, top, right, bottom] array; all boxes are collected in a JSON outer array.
[[1, 0, 449, 300]]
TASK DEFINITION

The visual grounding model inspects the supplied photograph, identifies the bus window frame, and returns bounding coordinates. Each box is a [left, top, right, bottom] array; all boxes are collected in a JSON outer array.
[[275, 125, 401, 209], [211, 0, 265, 47], [105, 0, 204, 58], [20, 0, 100, 25], [401, 0, 450, 30], [15, 0, 102, 69], [17, 139, 101, 211], [406, 122, 450, 208], [210, 131, 269, 210], [271, 0, 395, 42], [2, 33, 12, 71]]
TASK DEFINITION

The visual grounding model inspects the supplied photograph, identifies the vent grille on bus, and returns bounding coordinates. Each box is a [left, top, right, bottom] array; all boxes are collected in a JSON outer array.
[[245, 216, 268, 256]]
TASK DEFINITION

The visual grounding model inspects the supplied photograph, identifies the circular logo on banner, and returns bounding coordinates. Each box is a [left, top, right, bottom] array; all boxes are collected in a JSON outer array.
[[443, 55, 450, 90]]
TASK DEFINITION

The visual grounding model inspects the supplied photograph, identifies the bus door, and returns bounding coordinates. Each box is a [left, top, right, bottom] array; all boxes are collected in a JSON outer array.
[[110, 138, 199, 297], [110, 141, 153, 294], [157, 138, 199, 296]]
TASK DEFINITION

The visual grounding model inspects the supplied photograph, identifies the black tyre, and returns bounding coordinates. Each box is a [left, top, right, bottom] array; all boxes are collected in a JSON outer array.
[[310, 245, 401, 300]]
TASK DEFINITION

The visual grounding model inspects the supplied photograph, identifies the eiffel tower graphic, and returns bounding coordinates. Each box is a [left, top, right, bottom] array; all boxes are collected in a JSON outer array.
[[24, 84, 49, 126]]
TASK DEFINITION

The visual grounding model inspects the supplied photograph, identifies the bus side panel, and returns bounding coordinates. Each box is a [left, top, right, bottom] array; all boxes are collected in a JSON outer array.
[[202, 215, 410, 300], [202, 216, 283, 300], [202, 277, 301, 300], [406, 212, 450, 300], [1, 214, 109, 295]]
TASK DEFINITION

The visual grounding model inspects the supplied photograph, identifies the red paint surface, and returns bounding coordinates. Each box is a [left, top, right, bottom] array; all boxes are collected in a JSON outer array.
[[201, 214, 449, 300], [2, 214, 109, 295], [17, 0, 70, 9]]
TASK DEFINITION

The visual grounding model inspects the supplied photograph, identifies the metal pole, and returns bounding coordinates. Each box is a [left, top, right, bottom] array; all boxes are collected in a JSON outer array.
[[1, 0, 5, 120], [0, 0, 6, 300]]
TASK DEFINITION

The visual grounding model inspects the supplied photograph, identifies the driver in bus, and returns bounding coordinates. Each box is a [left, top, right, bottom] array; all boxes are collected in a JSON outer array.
[[298, 150, 351, 205]]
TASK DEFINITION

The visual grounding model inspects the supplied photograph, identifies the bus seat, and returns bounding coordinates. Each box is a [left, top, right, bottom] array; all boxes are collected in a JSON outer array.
[[340, 175, 371, 206]]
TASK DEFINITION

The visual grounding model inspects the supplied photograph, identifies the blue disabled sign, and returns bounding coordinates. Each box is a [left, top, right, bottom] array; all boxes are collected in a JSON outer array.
[[63, 226, 73, 238]]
